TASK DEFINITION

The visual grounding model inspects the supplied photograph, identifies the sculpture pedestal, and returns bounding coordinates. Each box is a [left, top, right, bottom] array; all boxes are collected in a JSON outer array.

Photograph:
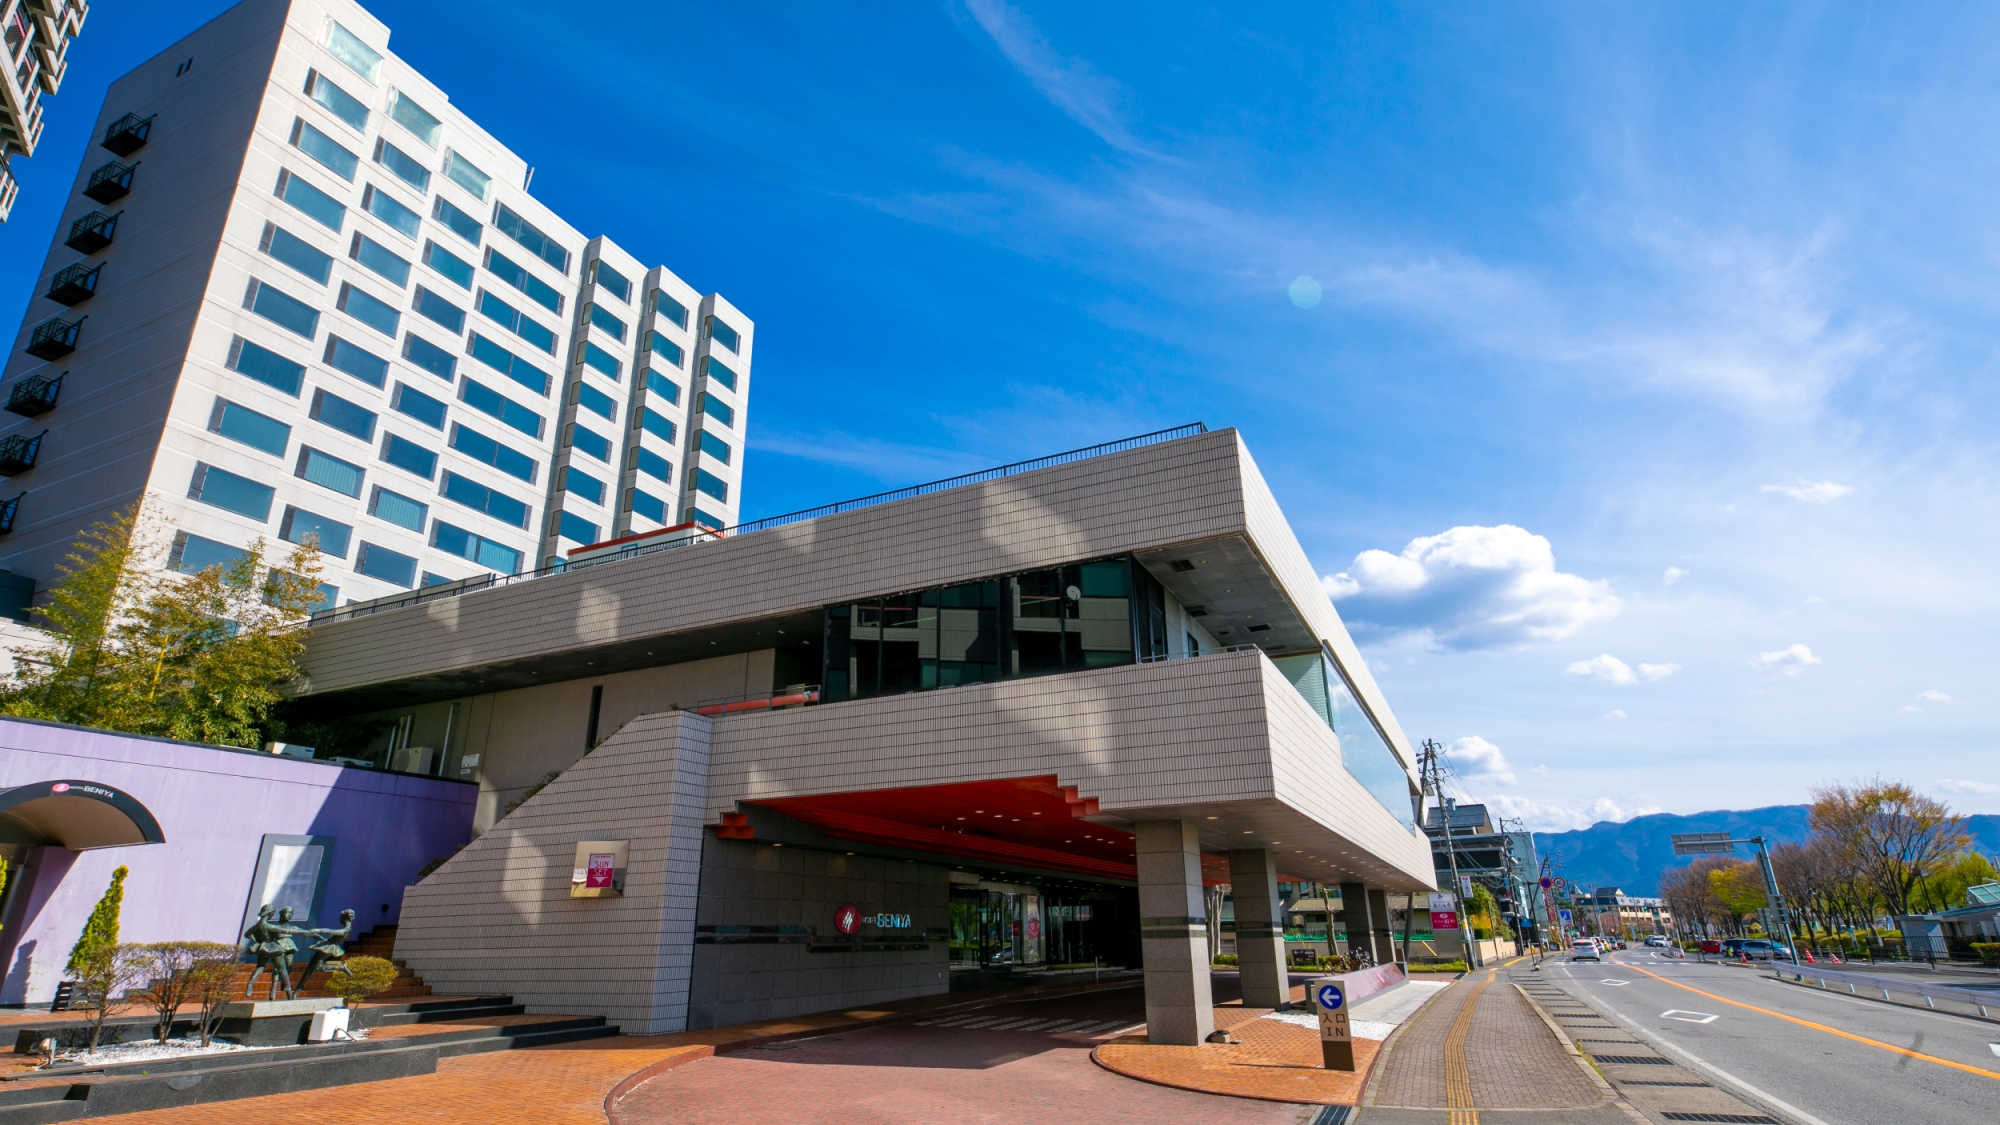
[[216, 997, 345, 1045]]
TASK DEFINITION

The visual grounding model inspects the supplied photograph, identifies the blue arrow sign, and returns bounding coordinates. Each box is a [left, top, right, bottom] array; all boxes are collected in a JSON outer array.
[[1316, 983, 1344, 1011]]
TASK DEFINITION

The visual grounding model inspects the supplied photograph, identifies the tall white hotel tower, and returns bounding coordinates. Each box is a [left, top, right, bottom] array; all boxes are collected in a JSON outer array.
[[0, 0, 752, 612]]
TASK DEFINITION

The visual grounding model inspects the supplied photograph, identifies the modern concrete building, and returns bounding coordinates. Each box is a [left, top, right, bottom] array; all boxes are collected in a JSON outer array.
[[281, 426, 1438, 1041], [1577, 886, 1672, 939], [0, 0, 751, 612], [1, 0, 89, 221]]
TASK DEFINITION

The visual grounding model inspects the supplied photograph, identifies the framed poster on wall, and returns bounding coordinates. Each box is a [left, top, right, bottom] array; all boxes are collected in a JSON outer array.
[[238, 833, 337, 938]]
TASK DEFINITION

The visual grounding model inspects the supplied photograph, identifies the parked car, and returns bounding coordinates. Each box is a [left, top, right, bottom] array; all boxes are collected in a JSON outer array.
[[1699, 939, 1724, 954], [1720, 938, 1791, 961], [1570, 940, 1601, 962], [1643, 936, 1669, 948]]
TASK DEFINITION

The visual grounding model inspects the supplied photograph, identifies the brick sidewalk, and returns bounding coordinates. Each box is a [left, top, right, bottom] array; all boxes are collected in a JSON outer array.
[[1091, 1005, 1378, 1104], [1366, 964, 1606, 1112]]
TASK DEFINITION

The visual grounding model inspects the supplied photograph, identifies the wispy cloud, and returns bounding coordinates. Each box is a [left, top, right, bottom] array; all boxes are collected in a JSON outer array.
[[1762, 480, 1855, 503], [1937, 779, 2000, 796], [1444, 735, 1516, 786], [1918, 689, 1952, 703], [1753, 643, 1822, 675], [1565, 655, 1678, 684], [1663, 566, 1690, 585], [956, 0, 1162, 158], [1603, 709, 1628, 720]]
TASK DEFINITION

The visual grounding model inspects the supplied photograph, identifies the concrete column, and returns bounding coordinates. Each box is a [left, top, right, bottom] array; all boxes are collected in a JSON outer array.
[[1136, 820, 1214, 1045], [1368, 888, 1395, 964], [1227, 849, 1289, 1010], [1339, 882, 1374, 963]]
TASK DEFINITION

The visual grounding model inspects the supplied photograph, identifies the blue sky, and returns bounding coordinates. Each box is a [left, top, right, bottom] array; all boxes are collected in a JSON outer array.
[[4, 1, 1995, 829]]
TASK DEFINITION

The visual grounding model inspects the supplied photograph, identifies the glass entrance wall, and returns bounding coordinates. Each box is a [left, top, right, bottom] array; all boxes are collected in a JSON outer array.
[[825, 556, 1169, 701], [948, 882, 1140, 970]]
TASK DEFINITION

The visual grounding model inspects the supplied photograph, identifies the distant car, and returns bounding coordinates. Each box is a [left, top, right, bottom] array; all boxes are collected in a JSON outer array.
[[1720, 938, 1790, 961], [1644, 936, 1668, 948], [1570, 940, 1601, 962], [1699, 939, 1723, 954]]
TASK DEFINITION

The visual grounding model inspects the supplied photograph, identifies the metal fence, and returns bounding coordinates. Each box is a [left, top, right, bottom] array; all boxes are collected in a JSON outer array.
[[1774, 962, 2000, 1019]]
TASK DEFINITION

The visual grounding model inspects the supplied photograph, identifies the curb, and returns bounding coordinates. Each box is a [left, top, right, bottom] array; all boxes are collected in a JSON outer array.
[[1086, 1037, 1376, 1106], [602, 1046, 715, 1125]]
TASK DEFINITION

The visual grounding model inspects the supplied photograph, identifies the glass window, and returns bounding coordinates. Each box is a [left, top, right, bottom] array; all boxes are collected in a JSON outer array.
[[689, 507, 724, 530], [556, 510, 599, 545], [227, 337, 305, 396], [276, 169, 345, 231], [476, 290, 555, 354], [573, 381, 614, 421], [651, 289, 688, 329], [401, 333, 457, 380], [467, 333, 550, 396], [644, 369, 681, 405], [433, 197, 481, 245], [561, 465, 604, 504], [431, 521, 522, 574], [261, 223, 333, 283], [440, 471, 530, 528], [565, 423, 610, 462], [306, 70, 368, 129], [310, 387, 377, 440], [207, 398, 290, 457], [411, 286, 466, 333], [337, 281, 400, 336], [350, 232, 411, 286], [492, 203, 571, 275], [355, 541, 419, 587], [390, 382, 447, 429], [588, 303, 627, 342], [323, 335, 389, 387], [279, 505, 353, 558], [369, 485, 428, 531], [707, 316, 741, 353], [694, 467, 728, 503], [1327, 659, 1417, 824], [248, 279, 319, 339], [698, 429, 732, 465], [633, 446, 672, 483], [389, 91, 442, 147], [291, 118, 357, 181], [700, 392, 734, 428], [297, 446, 365, 497], [422, 240, 474, 288], [442, 150, 490, 200], [459, 378, 544, 439], [579, 341, 620, 380], [381, 432, 438, 479], [374, 138, 430, 192], [325, 21, 383, 84], [640, 407, 678, 444], [646, 331, 683, 368], [703, 355, 738, 391], [449, 423, 537, 482], [188, 462, 275, 520], [168, 531, 250, 575], [628, 487, 666, 523], [592, 260, 632, 302], [362, 184, 421, 238], [482, 249, 563, 313]]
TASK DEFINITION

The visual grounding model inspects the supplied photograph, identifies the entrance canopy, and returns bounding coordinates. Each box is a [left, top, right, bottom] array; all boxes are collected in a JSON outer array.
[[0, 780, 166, 850]]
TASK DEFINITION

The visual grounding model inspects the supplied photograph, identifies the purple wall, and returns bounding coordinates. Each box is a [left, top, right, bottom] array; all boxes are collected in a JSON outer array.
[[0, 717, 475, 1005]]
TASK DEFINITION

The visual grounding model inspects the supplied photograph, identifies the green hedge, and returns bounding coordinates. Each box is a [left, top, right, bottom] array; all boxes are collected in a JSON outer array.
[[1973, 943, 2000, 967]]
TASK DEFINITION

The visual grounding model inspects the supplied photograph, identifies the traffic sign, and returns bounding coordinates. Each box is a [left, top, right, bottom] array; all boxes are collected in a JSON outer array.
[[1558, 909, 1573, 923], [1539, 877, 1553, 889], [1553, 877, 1567, 889], [1671, 832, 1737, 856], [1316, 983, 1345, 1011]]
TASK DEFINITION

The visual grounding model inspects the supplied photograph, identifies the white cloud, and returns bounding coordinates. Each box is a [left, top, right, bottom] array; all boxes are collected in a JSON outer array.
[[1663, 567, 1689, 585], [1918, 689, 1952, 703], [1603, 709, 1628, 720], [1567, 654, 1638, 684], [1443, 735, 1516, 786], [1638, 662, 1681, 682], [1804, 595, 1826, 604], [1937, 779, 2000, 796], [1478, 794, 1664, 833], [1753, 643, 1823, 675], [1324, 525, 1620, 651], [1761, 480, 1855, 503], [1897, 705, 1921, 714], [958, 0, 1159, 158]]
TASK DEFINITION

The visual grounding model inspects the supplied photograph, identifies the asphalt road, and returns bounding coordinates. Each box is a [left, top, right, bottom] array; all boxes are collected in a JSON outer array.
[[1541, 947, 2000, 1125]]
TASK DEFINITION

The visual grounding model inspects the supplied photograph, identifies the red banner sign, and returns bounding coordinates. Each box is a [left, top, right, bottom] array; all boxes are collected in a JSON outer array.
[[586, 853, 615, 888], [1430, 910, 1460, 931]]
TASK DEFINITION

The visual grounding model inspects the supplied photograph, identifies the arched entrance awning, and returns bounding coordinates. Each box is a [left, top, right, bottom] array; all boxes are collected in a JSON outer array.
[[0, 780, 166, 850]]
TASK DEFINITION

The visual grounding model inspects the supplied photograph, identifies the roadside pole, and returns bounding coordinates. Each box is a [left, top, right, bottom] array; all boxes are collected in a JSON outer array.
[[1671, 831, 1801, 967], [1422, 738, 1477, 968]]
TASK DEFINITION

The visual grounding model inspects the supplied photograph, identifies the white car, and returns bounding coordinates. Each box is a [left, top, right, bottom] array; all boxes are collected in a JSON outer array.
[[1644, 936, 1668, 948], [1570, 940, 1601, 962]]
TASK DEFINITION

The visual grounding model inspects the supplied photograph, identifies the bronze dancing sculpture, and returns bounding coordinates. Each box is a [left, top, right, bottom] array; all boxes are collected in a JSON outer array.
[[297, 908, 356, 984], [241, 904, 294, 1000]]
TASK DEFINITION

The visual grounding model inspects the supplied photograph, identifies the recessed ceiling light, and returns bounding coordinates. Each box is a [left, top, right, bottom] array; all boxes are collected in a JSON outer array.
[[1206, 816, 1218, 820], [1243, 831, 1253, 835], [956, 817, 966, 821], [772, 843, 782, 848]]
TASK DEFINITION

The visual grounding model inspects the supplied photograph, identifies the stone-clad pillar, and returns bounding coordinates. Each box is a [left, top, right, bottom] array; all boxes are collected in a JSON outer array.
[[1136, 820, 1214, 1045], [1339, 881, 1373, 962], [1368, 887, 1396, 964], [1227, 849, 1289, 1009]]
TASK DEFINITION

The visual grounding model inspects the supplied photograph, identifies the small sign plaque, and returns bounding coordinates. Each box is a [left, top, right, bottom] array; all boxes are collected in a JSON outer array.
[[1313, 978, 1354, 1071]]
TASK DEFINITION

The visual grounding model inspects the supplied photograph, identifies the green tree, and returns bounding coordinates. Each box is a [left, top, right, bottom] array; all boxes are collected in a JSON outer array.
[[2, 505, 148, 727], [1708, 861, 1767, 926], [1912, 851, 2000, 913], [65, 865, 129, 978]]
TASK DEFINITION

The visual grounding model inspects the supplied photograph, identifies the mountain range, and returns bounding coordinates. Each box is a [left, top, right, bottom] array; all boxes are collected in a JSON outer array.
[[1528, 806, 2000, 896]]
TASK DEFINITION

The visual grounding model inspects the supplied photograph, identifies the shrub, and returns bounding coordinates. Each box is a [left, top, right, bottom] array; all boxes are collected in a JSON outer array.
[[73, 943, 148, 1054], [1410, 960, 1468, 973], [182, 942, 240, 1046], [1973, 942, 2000, 967], [1211, 954, 1239, 966], [325, 956, 399, 1007], [65, 866, 128, 978]]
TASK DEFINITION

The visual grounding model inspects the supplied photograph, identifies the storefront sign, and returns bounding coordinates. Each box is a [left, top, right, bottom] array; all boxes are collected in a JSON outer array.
[[585, 853, 616, 888], [1430, 910, 1460, 931], [834, 904, 861, 935], [1314, 979, 1354, 1071], [1427, 892, 1457, 911], [869, 913, 911, 929]]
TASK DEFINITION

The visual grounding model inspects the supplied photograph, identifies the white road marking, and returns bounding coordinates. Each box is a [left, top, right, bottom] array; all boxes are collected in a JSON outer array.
[[1603, 1007, 1837, 1125], [1990, 1043, 1999, 1057], [1661, 1010, 1718, 1024], [1602, 979, 1631, 986]]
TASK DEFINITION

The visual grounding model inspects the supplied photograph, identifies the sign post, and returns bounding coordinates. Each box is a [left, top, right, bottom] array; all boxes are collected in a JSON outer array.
[[1314, 979, 1353, 1071], [1670, 832, 1800, 966]]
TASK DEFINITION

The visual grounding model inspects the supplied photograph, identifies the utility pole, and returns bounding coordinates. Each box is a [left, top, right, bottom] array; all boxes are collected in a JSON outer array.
[[1421, 738, 1476, 968]]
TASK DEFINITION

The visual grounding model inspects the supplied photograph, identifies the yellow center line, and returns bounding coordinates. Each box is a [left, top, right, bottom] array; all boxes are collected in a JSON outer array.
[[1623, 962, 2000, 1082]]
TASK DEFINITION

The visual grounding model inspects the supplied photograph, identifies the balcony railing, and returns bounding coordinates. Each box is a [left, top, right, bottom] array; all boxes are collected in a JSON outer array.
[[64, 209, 117, 252], [0, 162, 17, 223], [0, 431, 45, 476], [5, 373, 62, 417], [25, 316, 81, 360], [44, 261, 98, 305], [82, 159, 135, 203], [0, 492, 21, 535], [99, 112, 152, 156]]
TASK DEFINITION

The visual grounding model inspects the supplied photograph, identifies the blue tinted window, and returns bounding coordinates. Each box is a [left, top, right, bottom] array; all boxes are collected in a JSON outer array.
[[482, 249, 563, 314], [634, 447, 672, 484], [589, 303, 627, 342], [310, 388, 377, 440], [645, 369, 680, 405], [566, 423, 611, 462], [228, 337, 305, 396], [375, 139, 430, 192], [580, 341, 620, 381], [391, 382, 447, 429], [574, 382, 615, 421], [292, 118, 358, 181], [298, 447, 365, 497], [279, 505, 353, 558], [629, 487, 666, 523], [477, 290, 555, 354], [698, 429, 732, 466], [402, 333, 456, 380], [249, 279, 319, 339], [389, 92, 441, 147], [351, 233, 411, 286], [189, 463, 275, 520], [640, 408, 676, 445], [170, 532, 249, 575], [646, 331, 683, 368], [689, 507, 724, 531], [208, 399, 290, 456], [449, 424, 537, 482], [323, 336, 389, 388], [422, 240, 474, 288], [592, 260, 632, 302], [493, 203, 570, 274], [651, 289, 688, 329], [412, 286, 466, 333], [262, 224, 332, 283], [556, 510, 599, 545], [443, 150, 491, 201], [694, 468, 728, 503], [562, 466, 605, 504], [703, 355, 738, 391], [381, 433, 438, 479], [277, 169, 345, 230], [307, 70, 368, 130], [362, 184, 421, 238], [338, 282, 400, 336], [467, 333, 550, 396], [355, 541, 418, 587], [433, 197, 481, 245], [707, 316, 741, 353], [459, 378, 544, 439], [701, 392, 733, 428], [326, 21, 382, 83], [431, 521, 522, 574], [440, 471, 530, 528], [369, 485, 428, 530]]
